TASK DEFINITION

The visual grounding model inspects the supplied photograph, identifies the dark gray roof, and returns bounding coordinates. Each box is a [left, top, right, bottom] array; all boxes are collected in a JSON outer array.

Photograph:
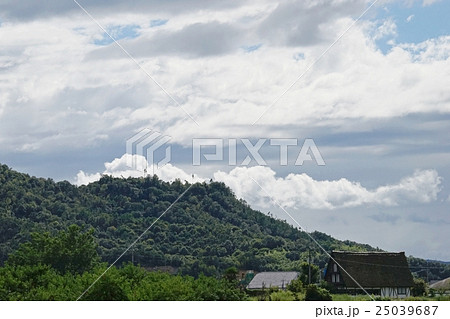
[[326, 251, 414, 288], [247, 271, 299, 289]]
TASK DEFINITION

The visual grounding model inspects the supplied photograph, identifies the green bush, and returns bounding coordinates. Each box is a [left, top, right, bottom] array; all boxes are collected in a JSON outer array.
[[269, 290, 296, 301], [304, 284, 332, 301], [411, 277, 428, 297], [331, 294, 374, 301], [374, 296, 392, 301], [287, 278, 304, 293], [319, 280, 336, 293]]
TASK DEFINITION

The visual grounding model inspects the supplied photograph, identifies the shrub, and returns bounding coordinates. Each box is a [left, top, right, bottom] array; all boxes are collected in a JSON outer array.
[[269, 290, 296, 301], [411, 277, 428, 297], [287, 278, 304, 293], [304, 284, 332, 301], [319, 280, 336, 293]]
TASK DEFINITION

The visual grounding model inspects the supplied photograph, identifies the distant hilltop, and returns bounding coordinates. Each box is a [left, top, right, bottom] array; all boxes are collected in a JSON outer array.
[[1, 163, 449, 281]]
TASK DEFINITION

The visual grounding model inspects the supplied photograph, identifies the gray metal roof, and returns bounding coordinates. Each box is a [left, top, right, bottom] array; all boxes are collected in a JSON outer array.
[[247, 271, 299, 289]]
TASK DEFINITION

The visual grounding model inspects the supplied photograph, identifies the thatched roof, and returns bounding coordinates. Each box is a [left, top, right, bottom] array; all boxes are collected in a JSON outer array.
[[430, 277, 450, 290], [247, 271, 299, 289], [326, 251, 414, 288]]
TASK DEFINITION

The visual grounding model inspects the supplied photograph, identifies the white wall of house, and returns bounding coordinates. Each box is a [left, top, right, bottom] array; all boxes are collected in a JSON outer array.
[[381, 287, 411, 298]]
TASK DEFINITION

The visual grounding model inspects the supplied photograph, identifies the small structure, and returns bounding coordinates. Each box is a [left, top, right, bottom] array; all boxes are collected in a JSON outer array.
[[247, 271, 299, 290], [324, 251, 414, 298], [238, 270, 255, 287], [430, 277, 450, 293]]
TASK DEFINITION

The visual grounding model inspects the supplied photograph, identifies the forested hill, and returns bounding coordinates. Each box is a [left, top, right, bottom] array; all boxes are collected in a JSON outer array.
[[0, 164, 448, 280]]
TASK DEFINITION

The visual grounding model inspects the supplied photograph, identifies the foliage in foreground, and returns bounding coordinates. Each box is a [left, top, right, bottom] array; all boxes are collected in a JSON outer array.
[[304, 284, 333, 301], [0, 226, 246, 301], [0, 262, 247, 301], [411, 277, 428, 297]]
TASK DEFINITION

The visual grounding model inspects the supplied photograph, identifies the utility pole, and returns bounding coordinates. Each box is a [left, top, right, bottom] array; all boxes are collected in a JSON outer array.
[[308, 246, 311, 285]]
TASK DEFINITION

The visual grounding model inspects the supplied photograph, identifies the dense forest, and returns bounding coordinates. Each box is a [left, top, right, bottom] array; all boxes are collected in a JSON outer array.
[[0, 224, 247, 300], [0, 163, 449, 286]]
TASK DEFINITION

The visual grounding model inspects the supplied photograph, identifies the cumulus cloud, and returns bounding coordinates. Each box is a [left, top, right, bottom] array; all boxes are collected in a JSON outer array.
[[1, 0, 449, 153], [213, 166, 442, 210], [0, 0, 247, 21], [75, 154, 204, 185], [75, 171, 102, 186], [256, 0, 367, 47], [372, 18, 397, 40], [90, 21, 244, 59]]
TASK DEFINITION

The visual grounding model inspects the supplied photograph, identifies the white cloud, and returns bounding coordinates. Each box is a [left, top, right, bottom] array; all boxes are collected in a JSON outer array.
[[75, 154, 205, 185], [0, 92, 9, 118], [0, 0, 251, 21], [372, 18, 397, 40], [213, 166, 442, 210], [0, 2, 449, 152], [422, 0, 442, 7], [398, 36, 450, 62], [406, 14, 414, 23], [373, 169, 442, 205], [75, 171, 102, 186]]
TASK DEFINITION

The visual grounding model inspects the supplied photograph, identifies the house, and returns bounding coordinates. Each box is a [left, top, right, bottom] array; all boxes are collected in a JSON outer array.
[[430, 277, 450, 293], [238, 270, 255, 287], [247, 271, 299, 290], [324, 251, 414, 298]]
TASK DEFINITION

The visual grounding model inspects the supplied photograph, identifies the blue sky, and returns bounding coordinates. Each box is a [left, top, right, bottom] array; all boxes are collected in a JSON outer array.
[[94, 24, 141, 46], [0, 0, 449, 261], [373, 0, 450, 53]]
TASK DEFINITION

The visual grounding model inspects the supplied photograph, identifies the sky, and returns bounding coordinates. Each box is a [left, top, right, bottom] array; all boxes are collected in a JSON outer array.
[[0, 0, 449, 261]]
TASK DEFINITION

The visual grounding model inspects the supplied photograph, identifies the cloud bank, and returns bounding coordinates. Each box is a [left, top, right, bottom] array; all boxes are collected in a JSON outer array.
[[214, 166, 442, 210]]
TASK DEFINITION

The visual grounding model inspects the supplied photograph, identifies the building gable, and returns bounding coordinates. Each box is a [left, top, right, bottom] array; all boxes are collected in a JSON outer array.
[[325, 251, 414, 289]]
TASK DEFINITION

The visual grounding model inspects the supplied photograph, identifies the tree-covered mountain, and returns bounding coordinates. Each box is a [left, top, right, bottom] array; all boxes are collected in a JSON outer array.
[[0, 163, 448, 280]]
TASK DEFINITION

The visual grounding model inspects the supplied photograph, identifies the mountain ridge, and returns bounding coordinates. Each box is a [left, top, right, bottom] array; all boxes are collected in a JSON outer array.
[[1, 163, 449, 281]]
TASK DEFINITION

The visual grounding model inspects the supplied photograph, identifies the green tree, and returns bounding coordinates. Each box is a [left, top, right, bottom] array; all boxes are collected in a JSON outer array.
[[304, 284, 332, 301], [299, 262, 319, 284], [80, 266, 130, 301], [7, 225, 99, 275], [287, 278, 304, 293], [133, 272, 196, 301], [223, 266, 238, 282], [0, 263, 82, 300], [192, 274, 246, 301], [411, 277, 428, 297]]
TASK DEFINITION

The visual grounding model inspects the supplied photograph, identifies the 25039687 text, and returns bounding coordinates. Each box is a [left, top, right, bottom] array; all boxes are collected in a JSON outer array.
[[375, 305, 438, 316]]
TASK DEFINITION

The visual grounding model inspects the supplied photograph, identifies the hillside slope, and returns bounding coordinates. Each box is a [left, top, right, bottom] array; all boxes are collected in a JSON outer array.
[[0, 164, 448, 280]]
